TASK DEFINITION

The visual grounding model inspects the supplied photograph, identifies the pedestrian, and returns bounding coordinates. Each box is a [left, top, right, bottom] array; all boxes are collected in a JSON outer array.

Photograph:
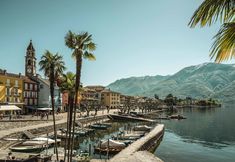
[[46, 112, 49, 120], [6, 152, 12, 160]]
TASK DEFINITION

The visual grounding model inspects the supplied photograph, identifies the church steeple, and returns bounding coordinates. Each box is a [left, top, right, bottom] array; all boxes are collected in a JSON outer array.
[[25, 40, 36, 77]]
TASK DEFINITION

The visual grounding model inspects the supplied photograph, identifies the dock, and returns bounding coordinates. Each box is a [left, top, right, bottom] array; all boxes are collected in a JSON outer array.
[[109, 124, 164, 162]]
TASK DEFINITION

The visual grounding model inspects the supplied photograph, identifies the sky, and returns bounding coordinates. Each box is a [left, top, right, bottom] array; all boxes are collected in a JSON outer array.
[[0, 0, 230, 86]]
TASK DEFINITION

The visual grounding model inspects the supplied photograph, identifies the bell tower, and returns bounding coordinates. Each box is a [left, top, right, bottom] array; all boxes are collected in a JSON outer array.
[[25, 40, 36, 77]]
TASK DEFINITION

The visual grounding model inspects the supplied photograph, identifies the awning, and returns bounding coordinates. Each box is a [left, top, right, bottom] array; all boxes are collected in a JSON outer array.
[[0, 105, 22, 111], [36, 108, 52, 111]]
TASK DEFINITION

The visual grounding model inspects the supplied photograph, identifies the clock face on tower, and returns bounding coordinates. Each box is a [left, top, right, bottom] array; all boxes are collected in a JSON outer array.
[[27, 68, 32, 73]]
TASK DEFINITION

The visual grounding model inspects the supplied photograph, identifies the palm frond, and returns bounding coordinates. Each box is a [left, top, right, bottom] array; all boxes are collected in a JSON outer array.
[[189, 0, 235, 28], [59, 71, 76, 95], [83, 42, 96, 51], [39, 51, 66, 78], [210, 22, 235, 62], [65, 30, 76, 49], [83, 51, 96, 60]]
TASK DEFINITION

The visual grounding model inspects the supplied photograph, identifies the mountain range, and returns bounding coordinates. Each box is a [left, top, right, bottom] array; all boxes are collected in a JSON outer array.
[[107, 63, 235, 103]]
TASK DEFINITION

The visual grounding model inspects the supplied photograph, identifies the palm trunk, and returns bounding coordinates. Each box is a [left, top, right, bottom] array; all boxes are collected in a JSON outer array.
[[67, 96, 74, 162], [70, 53, 82, 162], [64, 98, 70, 162], [50, 68, 58, 161]]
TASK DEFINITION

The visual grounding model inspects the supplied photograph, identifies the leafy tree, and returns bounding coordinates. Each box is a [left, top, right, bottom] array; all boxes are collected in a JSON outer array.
[[39, 51, 65, 161], [189, 0, 235, 62]]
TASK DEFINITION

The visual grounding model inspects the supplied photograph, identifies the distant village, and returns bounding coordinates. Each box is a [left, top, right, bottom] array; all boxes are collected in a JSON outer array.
[[0, 40, 221, 116]]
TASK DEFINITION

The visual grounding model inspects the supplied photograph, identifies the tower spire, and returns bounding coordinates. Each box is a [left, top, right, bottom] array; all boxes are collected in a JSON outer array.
[[25, 40, 36, 77], [27, 39, 35, 51]]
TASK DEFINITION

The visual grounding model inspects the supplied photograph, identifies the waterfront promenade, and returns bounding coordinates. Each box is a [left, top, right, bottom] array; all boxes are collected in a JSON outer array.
[[0, 109, 118, 139]]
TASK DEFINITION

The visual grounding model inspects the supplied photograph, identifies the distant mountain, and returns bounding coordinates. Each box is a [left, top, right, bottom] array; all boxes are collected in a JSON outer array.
[[107, 63, 235, 102]]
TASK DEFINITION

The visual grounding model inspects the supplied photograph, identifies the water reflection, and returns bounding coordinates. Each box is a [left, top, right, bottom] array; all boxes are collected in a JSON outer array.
[[156, 106, 235, 162]]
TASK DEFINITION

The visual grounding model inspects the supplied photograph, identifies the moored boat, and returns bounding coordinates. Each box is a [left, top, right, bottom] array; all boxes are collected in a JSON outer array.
[[133, 125, 152, 131], [90, 123, 110, 130], [94, 139, 126, 155], [169, 114, 186, 119], [10, 137, 57, 153]]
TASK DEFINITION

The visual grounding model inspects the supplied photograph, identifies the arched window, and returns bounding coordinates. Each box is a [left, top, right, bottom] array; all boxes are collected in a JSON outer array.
[[27, 60, 31, 66]]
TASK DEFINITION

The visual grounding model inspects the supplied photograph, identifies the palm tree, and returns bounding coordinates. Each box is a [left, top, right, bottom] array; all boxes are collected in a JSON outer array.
[[65, 30, 96, 161], [58, 72, 76, 162], [189, 0, 235, 62], [39, 51, 66, 161]]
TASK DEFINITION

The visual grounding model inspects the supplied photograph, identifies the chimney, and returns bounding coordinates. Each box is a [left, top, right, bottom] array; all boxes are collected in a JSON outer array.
[[19, 73, 21, 78], [3, 70, 6, 75]]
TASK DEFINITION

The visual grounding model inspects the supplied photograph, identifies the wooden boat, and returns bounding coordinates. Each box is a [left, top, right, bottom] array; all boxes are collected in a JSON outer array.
[[94, 139, 126, 155], [101, 123, 112, 127], [60, 128, 95, 137], [90, 123, 109, 130], [0, 154, 52, 162], [112, 133, 144, 141], [58, 129, 86, 138], [133, 125, 152, 131], [10, 139, 51, 152], [169, 114, 186, 120]]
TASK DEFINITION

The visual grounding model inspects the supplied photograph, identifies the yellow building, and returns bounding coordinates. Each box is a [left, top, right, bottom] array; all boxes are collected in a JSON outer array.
[[101, 89, 120, 108], [0, 70, 24, 111]]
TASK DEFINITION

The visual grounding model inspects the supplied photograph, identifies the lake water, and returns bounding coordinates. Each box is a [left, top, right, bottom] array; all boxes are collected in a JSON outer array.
[[155, 105, 235, 162]]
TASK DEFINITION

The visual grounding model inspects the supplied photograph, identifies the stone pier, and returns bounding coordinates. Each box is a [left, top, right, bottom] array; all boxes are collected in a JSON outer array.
[[109, 124, 164, 162]]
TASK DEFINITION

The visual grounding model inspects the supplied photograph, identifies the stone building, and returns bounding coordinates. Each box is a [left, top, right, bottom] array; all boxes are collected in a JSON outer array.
[[101, 89, 120, 108]]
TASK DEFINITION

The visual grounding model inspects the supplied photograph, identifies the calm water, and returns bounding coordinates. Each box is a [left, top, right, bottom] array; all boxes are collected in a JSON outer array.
[[44, 121, 144, 159], [155, 105, 235, 162]]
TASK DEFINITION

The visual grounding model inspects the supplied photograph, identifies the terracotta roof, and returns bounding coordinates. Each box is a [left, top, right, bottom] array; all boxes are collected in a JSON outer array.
[[101, 89, 120, 94], [23, 76, 37, 84], [0, 69, 23, 79]]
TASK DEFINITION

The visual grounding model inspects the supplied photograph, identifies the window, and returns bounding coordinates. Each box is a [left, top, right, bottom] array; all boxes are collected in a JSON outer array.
[[25, 83, 28, 90], [27, 60, 31, 66], [6, 97, 10, 102], [15, 80, 18, 87], [30, 84, 33, 90], [6, 79, 10, 86], [34, 99, 37, 105], [24, 99, 27, 105], [34, 85, 37, 91], [15, 97, 18, 103], [6, 88, 10, 95], [29, 99, 33, 105], [14, 88, 18, 95]]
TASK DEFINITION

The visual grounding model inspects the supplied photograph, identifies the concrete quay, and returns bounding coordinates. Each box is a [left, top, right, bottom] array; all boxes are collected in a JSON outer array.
[[110, 124, 164, 162]]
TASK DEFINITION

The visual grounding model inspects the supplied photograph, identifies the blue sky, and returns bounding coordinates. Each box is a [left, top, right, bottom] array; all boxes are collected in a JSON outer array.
[[0, 0, 229, 86]]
